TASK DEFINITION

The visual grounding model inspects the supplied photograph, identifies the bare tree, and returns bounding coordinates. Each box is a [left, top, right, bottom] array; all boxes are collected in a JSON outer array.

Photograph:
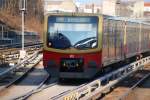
[[0, 0, 44, 38]]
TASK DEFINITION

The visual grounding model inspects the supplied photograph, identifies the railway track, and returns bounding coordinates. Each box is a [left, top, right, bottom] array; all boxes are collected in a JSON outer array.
[[14, 74, 88, 99], [49, 56, 150, 100], [9, 58, 150, 100], [22, 82, 84, 100], [102, 65, 150, 100], [15, 77, 57, 100], [13, 57, 150, 100], [15, 76, 87, 100], [0, 55, 149, 100], [0, 62, 50, 100], [0, 51, 43, 98], [0, 43, 42, 65], [124, 73, 150, 100], [0, 51, 60, 100]]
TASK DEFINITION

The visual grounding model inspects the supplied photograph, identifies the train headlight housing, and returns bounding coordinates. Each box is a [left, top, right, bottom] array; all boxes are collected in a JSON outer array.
[[76, 63, 79, 67], [48, 42, 52, 47], [63, 62, 66, 67]]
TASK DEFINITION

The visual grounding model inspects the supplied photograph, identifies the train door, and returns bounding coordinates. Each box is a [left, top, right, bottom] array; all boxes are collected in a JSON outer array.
[[129, 22, 136, 56], [134, 23, 138, 55], [109, 19, 116, 62], [126, 22, 131, 58], [141, 24, 145, 53], [123, 21, 127, 59], [115, 21, 123, 61], [148, 25, 150, 51], [102, 18, 109, 66], [135, 23, 140, 54], [102, 18, 122, 65], [145, 25, 150, 52]]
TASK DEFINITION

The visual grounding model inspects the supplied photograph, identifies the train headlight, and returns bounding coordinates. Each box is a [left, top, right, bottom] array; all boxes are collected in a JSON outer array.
[[48, 42, 52, 46], [63, 62, 66, 67], [76, 63, 79, 67]]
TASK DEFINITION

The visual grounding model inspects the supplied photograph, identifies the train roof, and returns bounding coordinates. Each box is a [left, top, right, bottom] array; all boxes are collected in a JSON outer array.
[[106, 16, 150, 25], [45, 11, 101, 16], [45, 12, 150, 25]]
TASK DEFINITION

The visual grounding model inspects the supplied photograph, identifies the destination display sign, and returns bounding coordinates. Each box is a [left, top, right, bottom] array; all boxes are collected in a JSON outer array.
[[48, 16, 98, 23]]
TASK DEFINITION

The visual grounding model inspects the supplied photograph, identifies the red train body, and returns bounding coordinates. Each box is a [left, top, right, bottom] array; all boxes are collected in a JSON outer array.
[[43, 50, 102, 78]]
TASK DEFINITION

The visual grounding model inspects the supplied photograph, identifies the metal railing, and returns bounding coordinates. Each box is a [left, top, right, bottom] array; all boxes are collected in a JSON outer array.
[[53, 56, 150, 100]]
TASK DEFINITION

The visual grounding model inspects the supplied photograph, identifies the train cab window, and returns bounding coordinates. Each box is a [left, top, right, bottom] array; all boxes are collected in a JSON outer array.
[[47, 16, 98, 50]]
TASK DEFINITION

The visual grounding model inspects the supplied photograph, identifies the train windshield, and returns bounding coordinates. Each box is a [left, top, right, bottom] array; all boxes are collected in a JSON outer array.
[[47, 16, 98, 50]]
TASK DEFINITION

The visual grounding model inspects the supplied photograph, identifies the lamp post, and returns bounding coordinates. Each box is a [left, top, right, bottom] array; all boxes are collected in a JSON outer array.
[[19, 0, 27, 60]]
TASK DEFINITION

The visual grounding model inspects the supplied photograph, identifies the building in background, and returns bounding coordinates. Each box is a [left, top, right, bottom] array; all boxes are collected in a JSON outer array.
[[44, 0, 144, 18], [44, 0, 76, 13], [102, 0, 118, 16], [76, 0, 144, 18], [115, 1, 133, 17], [103, 0, 144, 18], [77, 3, 101, 13], [144, 2, 150, 18], [132, 0, 144, 18]]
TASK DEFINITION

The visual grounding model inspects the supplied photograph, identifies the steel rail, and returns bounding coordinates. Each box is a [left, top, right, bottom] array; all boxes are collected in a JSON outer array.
[[50, 83, 88, 100], [117, 72, 150, 100], [15, 82, 58, 100], [13, 74, 51, 100], [18, 74, 87, 100], [0, 43, 42, 65], [0, 43, 42, 56], [0, 52, 42, 92], [0, 50, 40, 78]]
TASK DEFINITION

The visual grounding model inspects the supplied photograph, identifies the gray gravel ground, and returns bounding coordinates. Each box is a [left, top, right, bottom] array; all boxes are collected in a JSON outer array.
[[0, 61, 52, 100]]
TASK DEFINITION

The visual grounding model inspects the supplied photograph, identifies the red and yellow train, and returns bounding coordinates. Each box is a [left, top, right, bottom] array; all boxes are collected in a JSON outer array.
[[43, 13, 150, 79]]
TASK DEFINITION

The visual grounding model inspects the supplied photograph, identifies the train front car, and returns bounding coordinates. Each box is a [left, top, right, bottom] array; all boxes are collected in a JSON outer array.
[[43, 13, 102, 79]]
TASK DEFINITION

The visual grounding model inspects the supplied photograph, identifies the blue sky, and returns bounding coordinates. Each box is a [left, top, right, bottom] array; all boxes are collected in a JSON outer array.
[[145, 0, 150, 2]]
